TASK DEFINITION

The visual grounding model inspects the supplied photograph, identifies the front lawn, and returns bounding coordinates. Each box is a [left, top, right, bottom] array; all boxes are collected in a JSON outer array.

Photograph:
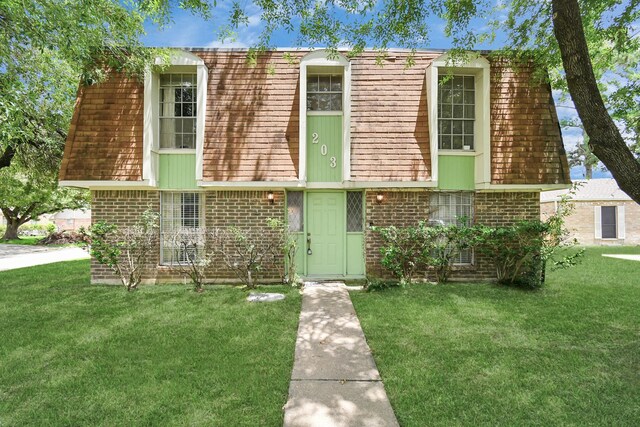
[[0, 236, 44, 245], [0, 260, 301, 426], [351, 247, 640, 426]]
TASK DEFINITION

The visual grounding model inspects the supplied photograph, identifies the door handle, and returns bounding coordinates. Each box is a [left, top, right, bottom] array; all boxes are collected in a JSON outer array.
[[306, 233, 312, 255]]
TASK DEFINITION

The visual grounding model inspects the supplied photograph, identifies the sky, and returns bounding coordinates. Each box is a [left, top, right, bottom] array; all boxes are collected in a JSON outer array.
[[140, 3, 609, 180]]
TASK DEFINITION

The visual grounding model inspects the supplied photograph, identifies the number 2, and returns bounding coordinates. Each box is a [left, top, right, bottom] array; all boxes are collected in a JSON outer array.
[[312, 133, 319, 144]]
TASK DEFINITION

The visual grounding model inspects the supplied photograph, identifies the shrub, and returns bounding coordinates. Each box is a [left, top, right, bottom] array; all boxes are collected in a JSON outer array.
[[428, 223, 478, 283], [165, 227, 211, 292], [476, 193, 583, 288], [83, 210, 159, 291], [372, 222, 434, 284], [212, 218, 289, 289], [364, 277, 402, 292]]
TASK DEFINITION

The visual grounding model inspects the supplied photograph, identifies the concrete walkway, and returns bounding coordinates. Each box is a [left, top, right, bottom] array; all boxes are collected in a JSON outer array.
[[602, 254, 640, 262], [283, 283, 399, 427], [0, 244, 89, 271]]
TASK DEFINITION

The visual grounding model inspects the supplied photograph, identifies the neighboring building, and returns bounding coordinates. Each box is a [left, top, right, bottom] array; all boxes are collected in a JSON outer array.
[[53, 209, 92, 231], [59, 49, 570, 284], [541, 179, 640, 246]]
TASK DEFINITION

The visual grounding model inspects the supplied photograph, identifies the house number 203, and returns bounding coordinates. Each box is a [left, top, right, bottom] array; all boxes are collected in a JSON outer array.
[[311, 132, 336, 168]]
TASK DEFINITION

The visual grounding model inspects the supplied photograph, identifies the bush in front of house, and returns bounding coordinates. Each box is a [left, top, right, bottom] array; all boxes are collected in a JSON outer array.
[[373, 221, 479, 285], [83, 210, 159, 291], [212, 218, 299, 290]]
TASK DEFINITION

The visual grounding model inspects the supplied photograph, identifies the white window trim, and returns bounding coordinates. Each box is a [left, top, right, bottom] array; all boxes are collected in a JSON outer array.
[[426, 53, 490, 187], [299, 50, 351, 183], [144, 50, 208, 186]]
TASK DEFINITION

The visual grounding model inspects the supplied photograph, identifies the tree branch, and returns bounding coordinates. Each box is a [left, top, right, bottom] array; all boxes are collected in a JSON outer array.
[[552, 0, 640, 203]]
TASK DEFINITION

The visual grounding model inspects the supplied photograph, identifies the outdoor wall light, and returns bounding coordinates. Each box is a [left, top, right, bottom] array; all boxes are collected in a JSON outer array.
[[376, 192, 384, 204], [267, 191, 274, 205]]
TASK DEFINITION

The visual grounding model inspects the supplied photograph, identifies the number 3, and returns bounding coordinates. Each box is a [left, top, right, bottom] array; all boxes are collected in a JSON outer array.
[[330, 157, 337, 168], [312, 133, 319, 144]]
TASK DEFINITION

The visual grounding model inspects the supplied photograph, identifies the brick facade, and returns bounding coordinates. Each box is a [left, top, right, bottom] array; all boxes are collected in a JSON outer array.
[[364, 190, 540, 281], [91, 189, 541, 284], [541, 200, 640, 246], [91, 190, 286, 284]]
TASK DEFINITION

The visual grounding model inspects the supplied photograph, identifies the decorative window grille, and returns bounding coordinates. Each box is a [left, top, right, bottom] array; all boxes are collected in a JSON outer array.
[[429, 192, 474, 264], [346, 192, 363, 232], [159, 73, 197, 149], [307, 74, 343, 111], [438, 75, 475, 150], [287, 191, 304, 232], [160, 192, 202, 264], [601, 206, 617, 238]]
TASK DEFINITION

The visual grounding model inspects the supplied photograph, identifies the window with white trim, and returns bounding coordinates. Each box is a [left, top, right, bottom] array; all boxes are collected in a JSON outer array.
[[159, 73, 197, 149], [600, 206, 617, 239], [438, 75, 475, 150], [307, 74, 343, 111], [160, 192, 202, 264], [429, 192, 474, 264]]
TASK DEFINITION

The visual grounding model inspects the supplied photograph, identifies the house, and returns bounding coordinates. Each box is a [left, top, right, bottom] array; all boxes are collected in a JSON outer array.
[[541, 179, 640, 245], [59, 48, 570, 284], [52, 209, 92, 232]]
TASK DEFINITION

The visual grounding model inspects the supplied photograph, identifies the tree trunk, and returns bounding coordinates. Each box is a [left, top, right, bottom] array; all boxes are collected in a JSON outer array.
[[2, 219, 20, 240], [585, 163, 592, 179], [552, 0, 640, 203]]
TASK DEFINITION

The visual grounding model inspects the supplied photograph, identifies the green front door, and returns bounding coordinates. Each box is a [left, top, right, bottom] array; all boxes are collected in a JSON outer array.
[[307, 192, 345, 276]]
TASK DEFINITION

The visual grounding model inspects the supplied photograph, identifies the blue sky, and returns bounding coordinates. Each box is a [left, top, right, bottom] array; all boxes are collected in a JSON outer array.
[[141, 4, 607, 179]]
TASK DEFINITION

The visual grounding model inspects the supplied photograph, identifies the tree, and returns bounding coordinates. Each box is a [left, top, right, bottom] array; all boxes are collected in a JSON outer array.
[[149, 0, 639, 202], [0, 165, 89, 240], [564, 125, 600, 179], [0, 0, 163, 170]]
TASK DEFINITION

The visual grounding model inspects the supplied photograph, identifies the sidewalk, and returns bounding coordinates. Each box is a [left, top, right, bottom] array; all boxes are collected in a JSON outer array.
[[283, 283, 399, 427], [0, 245, 89, 271]]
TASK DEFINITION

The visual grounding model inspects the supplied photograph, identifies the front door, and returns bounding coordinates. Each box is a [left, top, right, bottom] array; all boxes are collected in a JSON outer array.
[[306, 192, 345, 276]]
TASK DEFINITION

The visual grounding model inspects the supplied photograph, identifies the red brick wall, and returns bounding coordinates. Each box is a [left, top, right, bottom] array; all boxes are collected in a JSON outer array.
[[90, 190, 285, 284], [364, 190, 540, 281]]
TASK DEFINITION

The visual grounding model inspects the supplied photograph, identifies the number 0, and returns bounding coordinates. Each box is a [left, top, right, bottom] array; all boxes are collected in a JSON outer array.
[[321, 144, 328, 156]]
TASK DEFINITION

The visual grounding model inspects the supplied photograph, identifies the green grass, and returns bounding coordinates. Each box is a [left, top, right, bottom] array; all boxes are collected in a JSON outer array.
[[0, 236, 44, 245], [351, 247, 640, 426], [0, 260, 301, 426]]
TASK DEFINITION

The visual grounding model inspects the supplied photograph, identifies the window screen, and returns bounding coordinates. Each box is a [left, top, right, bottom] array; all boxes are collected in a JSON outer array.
[[287, 191, 304, 232], [161, 192, 202, 264], [438, 75, 474, 150], [429, 192, 474, 264], [160, 73, 197, 149], [601, 206, 617, 239], [347, 192, 363, 232], [307, 74, 342, 111]]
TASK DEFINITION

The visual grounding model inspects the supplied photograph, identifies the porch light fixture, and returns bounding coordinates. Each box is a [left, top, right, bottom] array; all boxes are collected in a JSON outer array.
[[267, 191, 274, 205], [376, 192, 384, 204]]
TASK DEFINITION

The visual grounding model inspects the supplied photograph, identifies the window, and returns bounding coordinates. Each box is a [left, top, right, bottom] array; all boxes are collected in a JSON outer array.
[[429, 192, 474, 264], [287, 191, 304, 232], [601, 206, 617, 239], [438, 75, 475, 150], [161, 192, 202, 264], [159, 73, 197, 149], [307, 74, 342, 111], [347, 192, 363, 232]]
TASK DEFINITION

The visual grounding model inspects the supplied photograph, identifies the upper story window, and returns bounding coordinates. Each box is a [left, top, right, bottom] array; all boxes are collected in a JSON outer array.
[[438, 75, 475, 150], [159, 73, 197, 150], [307, 74, 342, 111]]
